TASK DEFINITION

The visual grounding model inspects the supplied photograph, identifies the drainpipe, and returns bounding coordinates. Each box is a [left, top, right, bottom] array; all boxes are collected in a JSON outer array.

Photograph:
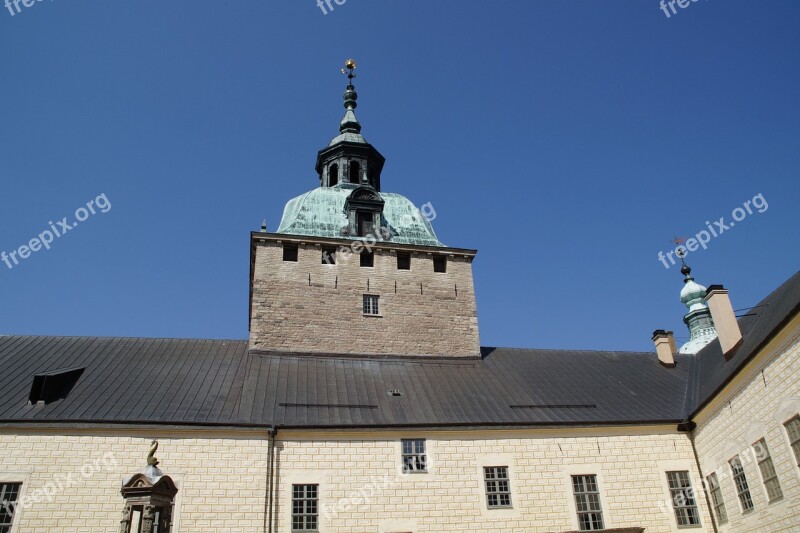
[[265, 426, 278, 533], [686, 424, 719, 533]]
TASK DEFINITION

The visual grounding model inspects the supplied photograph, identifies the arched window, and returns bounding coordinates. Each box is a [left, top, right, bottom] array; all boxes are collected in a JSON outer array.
[[329, 163, 338, 187], [349, 161, 361, 184]]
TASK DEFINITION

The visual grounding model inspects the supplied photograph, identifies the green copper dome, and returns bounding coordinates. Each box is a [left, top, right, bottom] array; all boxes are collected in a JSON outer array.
[[279, 62, 442, 246], [678, 263, 718, 355], [276, 184, 444, 247]]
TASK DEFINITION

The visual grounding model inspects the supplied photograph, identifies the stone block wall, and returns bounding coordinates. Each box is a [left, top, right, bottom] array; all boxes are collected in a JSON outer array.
[[249, 236, 480, 357]]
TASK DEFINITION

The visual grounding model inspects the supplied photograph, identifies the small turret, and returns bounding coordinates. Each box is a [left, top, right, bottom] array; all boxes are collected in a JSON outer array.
[[678, 262, 718, 354], [315, 59, 386, 190]]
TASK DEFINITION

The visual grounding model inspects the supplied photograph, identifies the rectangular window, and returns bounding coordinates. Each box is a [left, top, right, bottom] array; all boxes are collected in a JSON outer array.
[[730, 456, 754, 512], [0, 483, 21, 533], [484, 466, 512, 508], [283, 244, 298, 262], [291, 484, 318, 532], [572, 475, 604, 531], [754, 439, 783, 502], [666, 471, 700, 526], [363, 294, 379, 316], [360, 251, 374, 267], [401, 439, 427, 473], [707, 473, 728, 525], [784, 415, 800, 469], [356, 211, 373, 237], [433, 256, 447, 273], [397, 252, 411, 270], [321, 247, 336, 265]]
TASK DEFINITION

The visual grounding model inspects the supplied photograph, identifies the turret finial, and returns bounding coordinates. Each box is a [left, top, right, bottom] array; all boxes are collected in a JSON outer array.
[[339, 59, 361, 133], [670, 236, 693, 281], [341, 59, 357, 82]]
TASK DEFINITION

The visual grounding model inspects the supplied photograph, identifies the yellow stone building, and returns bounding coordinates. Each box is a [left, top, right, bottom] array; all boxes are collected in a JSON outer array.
[[1, 64, 799, 533]]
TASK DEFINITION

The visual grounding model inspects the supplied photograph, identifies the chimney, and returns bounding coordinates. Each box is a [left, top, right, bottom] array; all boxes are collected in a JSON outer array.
[[652, 330, 677, 368], [704, 285, 743, 357]]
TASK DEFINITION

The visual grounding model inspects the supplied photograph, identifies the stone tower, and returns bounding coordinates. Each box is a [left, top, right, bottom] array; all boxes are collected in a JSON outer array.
[[248, 61, 480, 357]]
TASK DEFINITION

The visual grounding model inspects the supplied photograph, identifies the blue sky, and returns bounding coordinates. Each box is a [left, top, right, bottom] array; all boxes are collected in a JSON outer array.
[[1, 1, 798, 352]]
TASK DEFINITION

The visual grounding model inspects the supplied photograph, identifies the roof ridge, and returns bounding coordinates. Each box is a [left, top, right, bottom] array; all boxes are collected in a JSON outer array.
[[484, 346, 654, 356], [0, 334, 247, 342]]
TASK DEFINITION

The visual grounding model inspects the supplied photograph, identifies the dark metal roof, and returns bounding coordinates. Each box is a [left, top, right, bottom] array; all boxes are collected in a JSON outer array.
[[238, 348, 692, 428], [0, 335, 689, 428], [0, 336, 249, 425], [0, 271, 797, 429], [691, 270, 800, 416]]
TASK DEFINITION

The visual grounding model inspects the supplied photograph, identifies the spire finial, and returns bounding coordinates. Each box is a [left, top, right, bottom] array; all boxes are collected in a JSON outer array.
[[341, 58, 357, 83], [338, 59, 361, 134], [670, 235, 693, 282], [680, 259, 692, 280]]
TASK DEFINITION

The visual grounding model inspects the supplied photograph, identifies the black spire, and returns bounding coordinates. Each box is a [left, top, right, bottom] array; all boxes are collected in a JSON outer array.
[[340, 59, 361, 134], [315, 59, 385, 190]]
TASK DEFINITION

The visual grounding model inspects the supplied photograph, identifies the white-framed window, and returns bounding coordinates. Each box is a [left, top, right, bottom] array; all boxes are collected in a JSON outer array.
[[401, 439, 427, 473], [707, 472, 728, 525], [666, 471, 700, 526], [753, 439, 783, 503], [0, 483, 21, 533], [729, 455, 754, 512], [291, 484, 318, 532], [484, 466, 512, 508], [784, 415, 800, 469], [363, 294, 380, 316], [571, 475, 604, 531]]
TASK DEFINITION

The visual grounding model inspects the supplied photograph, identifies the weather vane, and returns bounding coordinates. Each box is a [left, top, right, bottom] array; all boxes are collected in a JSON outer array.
[[671, 235, 688, 262], [341, 59, 357, 82], [671, 235, 686, 247]]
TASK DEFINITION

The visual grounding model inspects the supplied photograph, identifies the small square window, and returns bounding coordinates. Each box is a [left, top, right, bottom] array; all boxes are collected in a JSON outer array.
[[321, 247, 336, 265], [397, 253, 411, 270], [360, 251, 374, 267], [356, 211, 373, 237], [484, 466, 512, 508], [283, 244, 298, 262], [363, 294, 379, 316], [433, 256, 447, 273], [401, 439, 427, 473]]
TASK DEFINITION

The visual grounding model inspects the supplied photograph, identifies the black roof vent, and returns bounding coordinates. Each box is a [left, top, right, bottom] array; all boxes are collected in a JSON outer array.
[[29, 367, 85, 405]]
